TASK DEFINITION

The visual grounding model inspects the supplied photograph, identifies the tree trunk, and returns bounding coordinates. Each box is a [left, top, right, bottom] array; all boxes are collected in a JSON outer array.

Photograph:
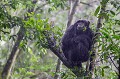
[[1, 27, 25, 79]]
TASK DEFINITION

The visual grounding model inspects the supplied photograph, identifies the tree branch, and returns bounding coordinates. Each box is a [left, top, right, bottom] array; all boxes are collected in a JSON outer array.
[[43, 32, 72, 68], [67, 0, 80, 27]]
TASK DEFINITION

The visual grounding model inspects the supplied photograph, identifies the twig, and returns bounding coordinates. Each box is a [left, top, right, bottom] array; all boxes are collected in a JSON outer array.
[[108, 54, 119, 71], [80, 1, 93, 7], [34, 2, 48, 13]]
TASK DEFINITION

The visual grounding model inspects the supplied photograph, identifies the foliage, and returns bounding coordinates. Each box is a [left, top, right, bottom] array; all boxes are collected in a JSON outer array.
[[95, 23, 119, 78], [93, 0, 120, 78], [0, 0, 119, 79]]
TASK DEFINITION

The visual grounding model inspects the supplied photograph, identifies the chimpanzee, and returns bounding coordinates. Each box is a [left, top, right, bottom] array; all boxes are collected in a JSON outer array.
[[61, 20, 94, 68]]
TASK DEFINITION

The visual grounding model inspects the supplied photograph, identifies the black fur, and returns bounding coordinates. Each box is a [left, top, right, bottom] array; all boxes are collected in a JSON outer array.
[[61, 20, 94, 68]]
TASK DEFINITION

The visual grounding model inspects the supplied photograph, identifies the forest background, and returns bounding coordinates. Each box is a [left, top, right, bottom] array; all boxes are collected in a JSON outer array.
[[0, 0, 119, 79]]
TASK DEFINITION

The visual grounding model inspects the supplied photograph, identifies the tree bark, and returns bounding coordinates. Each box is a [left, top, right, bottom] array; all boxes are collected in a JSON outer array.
[[67, 0, 80, 27]]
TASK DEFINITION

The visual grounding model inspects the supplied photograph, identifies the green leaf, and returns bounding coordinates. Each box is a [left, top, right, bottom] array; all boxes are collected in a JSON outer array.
[[103, 66, 110, 69], [26, 71, 34, 76], [94, 6, 101, 16], [101, 0, 109, 5], [110, 11, 115, 15], [101, 30, 109, 38], [112, 35, 120, 40], [102, 68, 104, 76], [98, 13, 109, 21], [103, 0, 109, 4]]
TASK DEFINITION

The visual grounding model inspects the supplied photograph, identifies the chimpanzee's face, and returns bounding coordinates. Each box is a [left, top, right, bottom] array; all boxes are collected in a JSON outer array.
[[76, 20, 90, 31]]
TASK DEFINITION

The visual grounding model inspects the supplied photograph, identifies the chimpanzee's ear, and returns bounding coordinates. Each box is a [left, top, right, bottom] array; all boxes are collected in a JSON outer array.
[[86, 21, 90, 28], [88, 21, 90, 25]]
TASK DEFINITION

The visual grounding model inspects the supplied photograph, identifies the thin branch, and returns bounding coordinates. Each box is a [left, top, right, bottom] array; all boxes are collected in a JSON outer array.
[[80, 1, 93, 7], [34, 2, 48, 13], [116, 12, 120, 15], [67, 0, 80, 27], [54, 59, 62, 79], [108, 54, 119, 71]]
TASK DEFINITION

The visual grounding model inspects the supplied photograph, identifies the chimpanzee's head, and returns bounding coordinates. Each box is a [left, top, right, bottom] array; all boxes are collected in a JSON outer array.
[[74, 20, 90, 31]]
